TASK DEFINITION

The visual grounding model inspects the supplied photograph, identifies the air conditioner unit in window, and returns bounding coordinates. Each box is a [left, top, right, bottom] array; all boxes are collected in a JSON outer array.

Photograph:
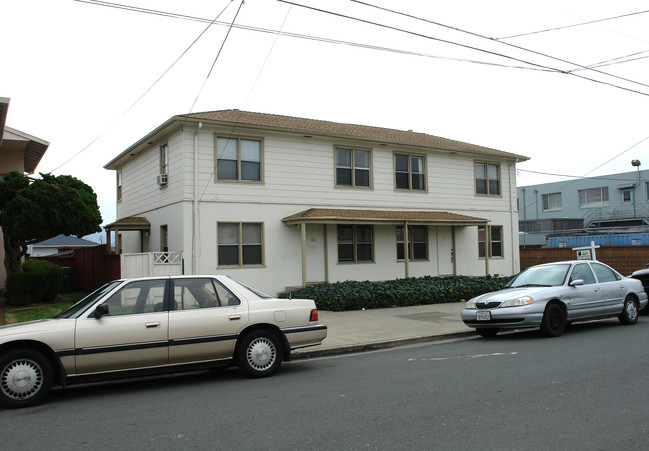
[[156, 174, 168, 186]]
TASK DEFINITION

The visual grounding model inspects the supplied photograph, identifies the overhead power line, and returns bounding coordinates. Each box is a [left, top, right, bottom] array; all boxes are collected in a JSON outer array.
[[349, 0, 649, 95], [498, 8, 649, 40]]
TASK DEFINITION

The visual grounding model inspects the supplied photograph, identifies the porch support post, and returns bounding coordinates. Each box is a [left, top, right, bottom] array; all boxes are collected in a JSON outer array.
[[105, 228, 112, 254], [301, 222, 307, 288], [484, 224, 490, 277], [452, 226, 457, 276], [403, 222, 410, 278], [323, 224, 329, 284]]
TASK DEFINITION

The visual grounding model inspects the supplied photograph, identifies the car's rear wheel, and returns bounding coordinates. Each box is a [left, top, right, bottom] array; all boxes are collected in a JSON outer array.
[[540, 303, 566, 337], [476, 328, 499, 338], [618, 296, 639, 325], [0, 348, 53, 408], [236, 331, 283, 378]]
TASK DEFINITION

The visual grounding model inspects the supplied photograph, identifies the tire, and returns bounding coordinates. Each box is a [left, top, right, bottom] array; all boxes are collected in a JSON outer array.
[[236, 331, 283, 378], [0, 348, 53, 408], [476, 328, 499, 338], [618, 296, 639, 325], [540, 303, 566, 337]]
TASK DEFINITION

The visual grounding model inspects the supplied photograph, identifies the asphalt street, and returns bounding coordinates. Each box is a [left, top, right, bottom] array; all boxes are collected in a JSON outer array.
[[3, 317, 649, 450]]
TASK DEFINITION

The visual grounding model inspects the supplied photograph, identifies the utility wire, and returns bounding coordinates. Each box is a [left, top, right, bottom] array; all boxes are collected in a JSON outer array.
[[498, 8, 649, 40], [52, 0, 235, 173], [349, 0, 649, 95], [187, 0, 245, 114]]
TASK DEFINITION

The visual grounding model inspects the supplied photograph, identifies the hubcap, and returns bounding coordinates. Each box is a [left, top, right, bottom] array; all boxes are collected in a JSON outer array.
[[627, 300, 638, 320], [1, 359, 43, 401], [246, 337, 276, 371]]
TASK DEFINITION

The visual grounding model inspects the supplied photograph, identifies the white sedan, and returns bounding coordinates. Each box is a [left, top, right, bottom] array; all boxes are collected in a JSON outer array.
[[0, 275, 327, 408], [461, 260, 648, 338]]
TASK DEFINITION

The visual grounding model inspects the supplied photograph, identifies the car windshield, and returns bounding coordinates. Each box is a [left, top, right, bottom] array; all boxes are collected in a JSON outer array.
[[505, 264, 571, 288], [55, 281, 122, 318]]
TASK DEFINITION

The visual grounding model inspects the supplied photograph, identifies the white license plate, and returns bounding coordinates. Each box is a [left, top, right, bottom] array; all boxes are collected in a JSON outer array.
[[476, 311, 491, 321]]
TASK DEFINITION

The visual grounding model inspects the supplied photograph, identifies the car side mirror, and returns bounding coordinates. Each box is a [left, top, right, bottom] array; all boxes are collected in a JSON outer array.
[[570, 279, 584, 287], [94, 304, 109, 318]]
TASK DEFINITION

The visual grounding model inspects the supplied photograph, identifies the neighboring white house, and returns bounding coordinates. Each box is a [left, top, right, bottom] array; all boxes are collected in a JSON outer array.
[[104, 110, 528, 295], [28, 234, 99, 257]]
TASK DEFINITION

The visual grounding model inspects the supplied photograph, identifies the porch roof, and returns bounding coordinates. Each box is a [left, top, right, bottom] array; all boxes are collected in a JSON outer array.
[[104, 216, 151, 231], [282, 208, 488, 226]]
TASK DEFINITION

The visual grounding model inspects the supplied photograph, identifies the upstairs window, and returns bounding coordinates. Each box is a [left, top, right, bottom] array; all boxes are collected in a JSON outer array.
[[160, 143, 169, 175], [475, 162, 500, 196], [578, 187, 609, 208], [395, 153, 426, 191], [216, 136, 263, 182], [116, 170, 122, 202], [542, 192, 562, 211], [335, 147, 371, 187]]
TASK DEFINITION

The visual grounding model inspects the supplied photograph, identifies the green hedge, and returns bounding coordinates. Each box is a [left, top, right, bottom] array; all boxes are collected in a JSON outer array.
[[5, 259, 63, 306], [278, 275, 511, 311]]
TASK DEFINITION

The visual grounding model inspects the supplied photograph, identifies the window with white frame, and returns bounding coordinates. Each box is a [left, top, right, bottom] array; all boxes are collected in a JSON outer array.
[[116, 170, 122, 202], [215, 136, 263, 182], [335, 147, 371, 187], [542, 192, 562, 211], [622, 189, 633, 202], [160, 225, 168, 252], [217, 222, 263, 267], [396, 225, 428, 261], [337, 224, 373, 263], [578, 187, 609, 207], [475, 162, 500, 196], [478, 225, 503, 258], [160, 143, 168, 175], [395, 153, 426, 191]]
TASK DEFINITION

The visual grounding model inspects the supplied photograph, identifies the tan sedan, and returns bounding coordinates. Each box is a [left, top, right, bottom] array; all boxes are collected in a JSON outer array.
[[0, 275, 327, 408]]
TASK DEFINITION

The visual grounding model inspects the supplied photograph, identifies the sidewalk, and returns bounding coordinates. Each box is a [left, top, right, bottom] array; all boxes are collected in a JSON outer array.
[[292, 302, 474, 359]]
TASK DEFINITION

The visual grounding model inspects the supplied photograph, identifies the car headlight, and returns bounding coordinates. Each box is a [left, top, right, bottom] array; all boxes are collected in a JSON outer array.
[[500, 296, 534, 308], [464, 300, 477, 309]]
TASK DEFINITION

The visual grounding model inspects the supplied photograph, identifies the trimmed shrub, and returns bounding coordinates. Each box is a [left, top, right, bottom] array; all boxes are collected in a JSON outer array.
[[278, 275, 511, 312], [5, 259, 63, 306]]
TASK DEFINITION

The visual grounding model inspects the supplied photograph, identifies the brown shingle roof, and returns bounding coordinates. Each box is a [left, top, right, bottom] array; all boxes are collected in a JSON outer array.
[[282, 208, 487, 225], [183, 110, 527, 161]]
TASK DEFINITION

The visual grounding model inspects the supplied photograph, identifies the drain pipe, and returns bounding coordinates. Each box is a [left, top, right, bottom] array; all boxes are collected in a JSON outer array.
[[193, 122, 202, 274]]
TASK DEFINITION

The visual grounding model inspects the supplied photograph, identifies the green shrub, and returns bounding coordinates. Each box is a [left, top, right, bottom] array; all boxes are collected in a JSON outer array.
[[5, 259, 63, 306], [278, 275, 511, 311]]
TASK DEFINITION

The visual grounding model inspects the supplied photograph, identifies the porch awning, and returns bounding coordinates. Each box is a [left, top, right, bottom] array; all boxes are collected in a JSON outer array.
[[104, 216, 151, 232], [282, 208, 488, 226]]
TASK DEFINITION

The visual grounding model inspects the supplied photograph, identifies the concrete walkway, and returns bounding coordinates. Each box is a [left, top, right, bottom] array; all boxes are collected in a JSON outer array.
[[292, 302, 474, 359]]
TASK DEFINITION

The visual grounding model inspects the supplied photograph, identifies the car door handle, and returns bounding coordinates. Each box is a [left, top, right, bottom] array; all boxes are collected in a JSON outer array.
[[145, 322, 161, 328], [229, 315, 241, 321], [594, 288, 600, 293]]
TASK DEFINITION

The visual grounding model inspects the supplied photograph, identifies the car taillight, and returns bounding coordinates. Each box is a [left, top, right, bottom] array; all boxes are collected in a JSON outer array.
[[309, 309, 319, 322]]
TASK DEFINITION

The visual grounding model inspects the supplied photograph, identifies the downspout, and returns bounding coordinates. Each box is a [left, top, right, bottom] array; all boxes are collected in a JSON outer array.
[[193, 122, 202, 274]]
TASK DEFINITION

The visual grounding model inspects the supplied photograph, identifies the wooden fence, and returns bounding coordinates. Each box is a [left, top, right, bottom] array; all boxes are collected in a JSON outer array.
[[520, 246, 649, 275]]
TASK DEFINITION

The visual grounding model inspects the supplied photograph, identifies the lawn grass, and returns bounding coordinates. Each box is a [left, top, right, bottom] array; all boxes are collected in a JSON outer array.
[[2, 292, 87, 325]]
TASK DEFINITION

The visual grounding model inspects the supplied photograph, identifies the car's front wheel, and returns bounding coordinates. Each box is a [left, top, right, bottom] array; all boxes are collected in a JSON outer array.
[[236, 331, 283, 378], [618, 296, 639, 325], [476, 328, 499, 338], [0, 348, 53, 408], [540, 303, 566, 337]]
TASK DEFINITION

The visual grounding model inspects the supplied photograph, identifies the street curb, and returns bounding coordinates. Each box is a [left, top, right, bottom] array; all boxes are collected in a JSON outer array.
[[290, 331, 475, 360]]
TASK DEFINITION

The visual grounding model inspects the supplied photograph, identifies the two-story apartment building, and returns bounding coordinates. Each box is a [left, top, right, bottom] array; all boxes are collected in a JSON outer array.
[[104, 110, 528, 295], [518, 168, 649, 248]]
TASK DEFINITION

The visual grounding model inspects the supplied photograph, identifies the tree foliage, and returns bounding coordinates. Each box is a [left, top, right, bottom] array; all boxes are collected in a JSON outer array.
[[0, 171, 102, 274]]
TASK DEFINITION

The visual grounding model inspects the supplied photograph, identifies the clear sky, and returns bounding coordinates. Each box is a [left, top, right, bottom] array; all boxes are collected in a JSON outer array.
[[2, 0, 649, 230]]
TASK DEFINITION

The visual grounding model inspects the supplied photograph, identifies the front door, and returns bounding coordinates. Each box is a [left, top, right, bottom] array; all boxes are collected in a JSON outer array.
[[565, 263, 604, 320], [74, 279, 169, 374]]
